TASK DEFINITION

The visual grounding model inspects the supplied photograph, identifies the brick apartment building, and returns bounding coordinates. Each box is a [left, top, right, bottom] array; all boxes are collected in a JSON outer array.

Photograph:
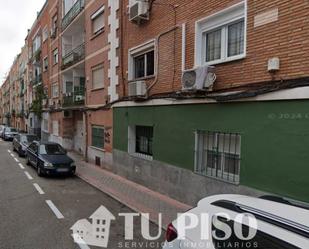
[[45, 0, 118, 166], [13, 0, 118, 168], [1, 0, 309, 206], [112, 0, 309, 205]]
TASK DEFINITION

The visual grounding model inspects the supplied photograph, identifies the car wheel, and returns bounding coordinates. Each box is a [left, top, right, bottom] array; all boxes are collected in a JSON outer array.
[[26, 155, 30, 165], [71, 169, 76, 177], [37, 165, 43, 177], [18, 148, 22, 157]]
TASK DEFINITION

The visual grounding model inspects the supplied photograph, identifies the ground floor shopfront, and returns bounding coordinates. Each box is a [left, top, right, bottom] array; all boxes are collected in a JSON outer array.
[[113, 99, 309, 205]]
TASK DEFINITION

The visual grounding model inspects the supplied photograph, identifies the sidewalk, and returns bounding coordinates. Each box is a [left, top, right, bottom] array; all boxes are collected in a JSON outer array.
[[69, 152, 192, 229]]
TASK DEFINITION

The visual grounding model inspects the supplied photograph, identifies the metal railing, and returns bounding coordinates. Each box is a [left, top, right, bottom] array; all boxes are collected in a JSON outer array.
[[62, 43, 85, 70], [62, 0, 85, 30], [62, 87, 85, 107], [194, 131, 241, 184]]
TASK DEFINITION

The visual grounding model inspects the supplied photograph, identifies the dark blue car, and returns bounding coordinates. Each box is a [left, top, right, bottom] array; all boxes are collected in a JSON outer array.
[[26, 141, 76, 177]]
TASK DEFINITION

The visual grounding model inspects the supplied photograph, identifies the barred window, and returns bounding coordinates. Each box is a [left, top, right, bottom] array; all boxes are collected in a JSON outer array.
[[136, 126, 153, 156], [92, 126, 105, 149], [195, 131, 241, 183]]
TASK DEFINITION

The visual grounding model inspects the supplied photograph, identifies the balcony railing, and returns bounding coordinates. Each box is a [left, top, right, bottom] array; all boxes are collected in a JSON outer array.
[[62, 43, 85, 70], [62, 0, 85, 30], [62, 87, 85, 107]]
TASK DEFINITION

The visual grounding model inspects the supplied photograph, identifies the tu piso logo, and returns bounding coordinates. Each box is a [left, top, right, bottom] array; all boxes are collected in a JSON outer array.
[[71, 205, 116, 248]]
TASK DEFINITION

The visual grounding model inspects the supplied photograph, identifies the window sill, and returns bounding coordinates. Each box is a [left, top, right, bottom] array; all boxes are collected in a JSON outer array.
[[90, 28, 105, 40], [205, 54, 246, 66], [129, 152, 153, 161], [90, 146, 106, 153], [194, 171, 240, 185], [91, 87, 105, 92], [128, 75, 155, 83]]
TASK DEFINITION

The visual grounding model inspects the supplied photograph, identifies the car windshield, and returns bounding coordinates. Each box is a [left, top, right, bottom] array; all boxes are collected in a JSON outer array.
[[21, 135, 37, 143], [39, 144, 66, 155], [7, 128, 17, 132]]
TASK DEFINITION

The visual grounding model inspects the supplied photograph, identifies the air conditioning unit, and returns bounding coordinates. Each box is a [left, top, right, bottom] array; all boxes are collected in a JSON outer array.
[[63, 110, 73, 119], [128, 81, 147, 96], [75, 95, 85, 102], [182, 66, 216, 91], [129, 0, 149, 23]]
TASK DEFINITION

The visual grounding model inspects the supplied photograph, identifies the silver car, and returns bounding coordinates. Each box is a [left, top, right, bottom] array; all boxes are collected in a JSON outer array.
[[3, 127, 18, 141]]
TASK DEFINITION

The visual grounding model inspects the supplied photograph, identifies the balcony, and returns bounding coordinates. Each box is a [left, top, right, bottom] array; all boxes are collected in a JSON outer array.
[[62, 87, 85, 107], [62, 43, 85, 70], [33, 48, 42, 62], [62, 0, 85, 30]]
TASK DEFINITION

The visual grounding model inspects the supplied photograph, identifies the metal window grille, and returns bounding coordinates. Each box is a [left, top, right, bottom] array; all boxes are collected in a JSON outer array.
[[92, 126, 105, 149], [135, 126, 153, 156], [195, 131, 241, 184]]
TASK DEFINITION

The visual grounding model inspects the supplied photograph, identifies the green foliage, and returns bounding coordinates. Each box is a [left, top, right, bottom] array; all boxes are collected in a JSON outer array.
[[30, 85, 46, 120]]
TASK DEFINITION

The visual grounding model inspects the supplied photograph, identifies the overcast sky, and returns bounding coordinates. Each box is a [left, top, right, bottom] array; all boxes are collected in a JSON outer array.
[[0, 0, 45, 85]]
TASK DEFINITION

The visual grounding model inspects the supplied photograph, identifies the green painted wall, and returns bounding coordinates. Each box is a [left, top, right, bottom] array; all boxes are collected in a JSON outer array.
[[113, 100, 309, 203]]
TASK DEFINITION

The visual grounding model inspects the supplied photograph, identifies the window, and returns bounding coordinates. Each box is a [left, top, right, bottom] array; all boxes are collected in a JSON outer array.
[[133, 50, 154, 79], [43, 57, 48, 71], [92, 126, 105, 149], [32, 35, 41, 54], [51, 14, 58, 38], [53, 48, 58, 65], [195, 131, 241, 183], [43, 118, 48, 132], [129, 40, 155, 80], [92, 64, 104, 89], [42, 26, 48, 42], [196, 2, 246, 65], [52, 83, 59, 98], [52, 121, 59, 136], [91, 6, 105, 35], [129, 125, 153, 158]]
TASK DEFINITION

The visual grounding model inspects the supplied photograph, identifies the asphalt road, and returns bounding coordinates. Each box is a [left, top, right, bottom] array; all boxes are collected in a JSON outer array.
[[0, 139, 164, 249]]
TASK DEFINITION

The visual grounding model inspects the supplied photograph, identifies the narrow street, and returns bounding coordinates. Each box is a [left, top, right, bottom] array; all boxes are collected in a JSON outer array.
[[0, 139, 164, 249]]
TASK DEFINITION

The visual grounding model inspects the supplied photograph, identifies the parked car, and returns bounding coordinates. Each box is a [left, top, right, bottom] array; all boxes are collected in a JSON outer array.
[[163, 194, 309, 249], [26, 141, 76, 177], [0, 125, 6, 138], [3, 127, 18, 141], [12, 134, 38, 157]]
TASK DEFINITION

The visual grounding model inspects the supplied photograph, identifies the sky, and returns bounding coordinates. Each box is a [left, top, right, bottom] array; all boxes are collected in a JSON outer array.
[[0, 0, 45, 85]]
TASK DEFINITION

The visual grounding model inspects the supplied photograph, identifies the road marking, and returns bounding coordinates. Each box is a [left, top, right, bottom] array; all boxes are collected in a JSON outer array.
[[7, 149, 11, 153], [14, 158, 19, 162], [46, 200, 64, 219], [18, 163, 25, 169], [10, 153, 15, 157], [72, 234, 91, 249], [24, 171, 33, 180], [33, 183, 45, 195]]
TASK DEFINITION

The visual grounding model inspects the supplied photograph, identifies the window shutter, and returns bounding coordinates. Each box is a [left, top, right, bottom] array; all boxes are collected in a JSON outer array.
[[92, 13, 104, 34], [92, 65, 104, 89]]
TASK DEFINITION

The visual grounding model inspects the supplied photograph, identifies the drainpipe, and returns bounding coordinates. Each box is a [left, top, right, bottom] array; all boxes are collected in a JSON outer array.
[[84, 111, 89, 162], [181, 23, 186, 72], [146, 25, 180, 97]]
